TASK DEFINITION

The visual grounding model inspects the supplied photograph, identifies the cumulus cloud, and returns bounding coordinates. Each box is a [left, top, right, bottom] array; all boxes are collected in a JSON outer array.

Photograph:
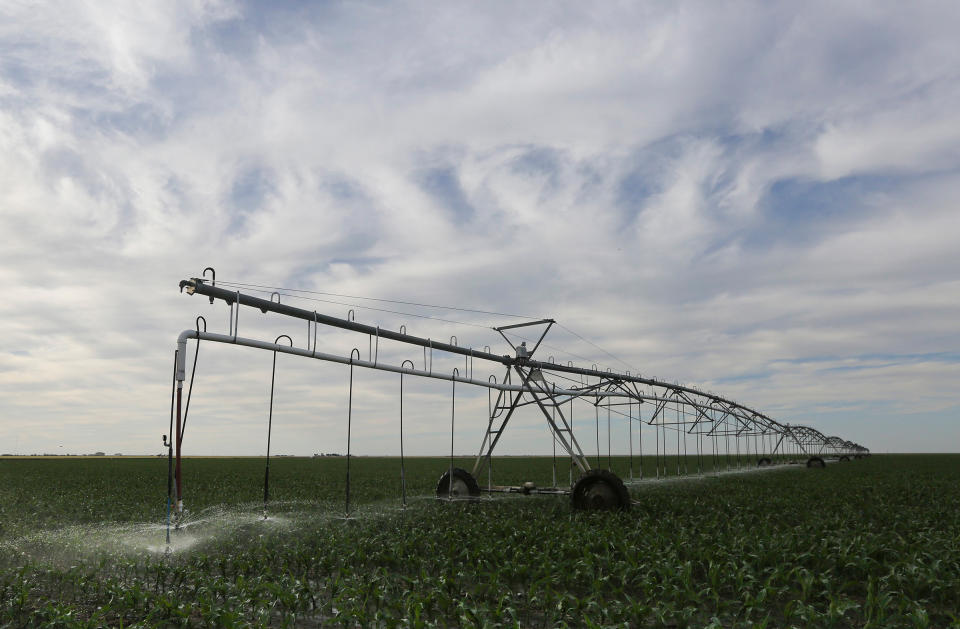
[[1, 0, 958, 456]]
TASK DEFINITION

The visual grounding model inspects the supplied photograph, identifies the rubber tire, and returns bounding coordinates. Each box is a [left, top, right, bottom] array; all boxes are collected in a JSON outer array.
[[435, 467, 481, 498], [839, 455, 851, 462], [806, 457, 826, 468], [571, 469, 631, 511], [757, 457, 772, 467]]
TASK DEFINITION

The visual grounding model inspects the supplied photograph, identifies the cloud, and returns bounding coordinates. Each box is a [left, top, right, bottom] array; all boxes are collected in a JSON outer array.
[[814, 81, 960, 179], [1, 1, 958, 456]]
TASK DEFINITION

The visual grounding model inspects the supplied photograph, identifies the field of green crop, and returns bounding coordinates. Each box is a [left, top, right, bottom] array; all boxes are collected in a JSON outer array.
[[1, 454, 958, 627]]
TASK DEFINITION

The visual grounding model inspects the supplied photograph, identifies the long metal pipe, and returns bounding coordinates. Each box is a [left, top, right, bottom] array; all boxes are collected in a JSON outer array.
[[175, 383, 183, 513], [181, 278, 513, 364], [177, 281, 867, 455], [175, 330, 753, 416], [179, 278, 782, 427]]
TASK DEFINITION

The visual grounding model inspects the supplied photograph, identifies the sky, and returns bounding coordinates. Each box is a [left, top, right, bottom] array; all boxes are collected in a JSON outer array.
[[1, 1, 958, 457]]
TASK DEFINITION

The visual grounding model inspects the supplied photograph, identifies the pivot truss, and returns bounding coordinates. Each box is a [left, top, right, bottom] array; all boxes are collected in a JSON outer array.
[[165, 272, 868, 519]]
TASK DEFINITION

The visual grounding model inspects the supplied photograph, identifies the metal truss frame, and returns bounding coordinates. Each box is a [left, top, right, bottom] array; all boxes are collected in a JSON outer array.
[[168, 276, 869, 509]]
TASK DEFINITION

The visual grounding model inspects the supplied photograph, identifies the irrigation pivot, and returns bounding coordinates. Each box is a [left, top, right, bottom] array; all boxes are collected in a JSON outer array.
[[166, 272, 868, 520]]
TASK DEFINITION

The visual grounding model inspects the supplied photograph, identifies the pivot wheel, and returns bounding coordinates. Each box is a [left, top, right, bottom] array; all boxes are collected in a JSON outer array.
[[435, 467, 481, 499], [757, 457, 772, 467], [571, 469, 631, 511], [806, 456, 826, 468], [839, 455, 851, 462]]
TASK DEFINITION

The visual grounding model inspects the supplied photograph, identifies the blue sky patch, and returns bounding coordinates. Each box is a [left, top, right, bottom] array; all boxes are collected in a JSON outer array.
[[744, 174, 898, 249], [418, 166, 474, 225], [228, 165, 275, 234]]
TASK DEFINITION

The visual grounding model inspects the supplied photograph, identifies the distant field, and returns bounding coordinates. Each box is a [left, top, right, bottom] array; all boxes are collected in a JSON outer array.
[[1, 455, 957, 626]]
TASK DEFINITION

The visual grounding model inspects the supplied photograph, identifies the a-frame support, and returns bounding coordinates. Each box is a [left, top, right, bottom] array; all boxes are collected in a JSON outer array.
[[471, 320, 592, 482]]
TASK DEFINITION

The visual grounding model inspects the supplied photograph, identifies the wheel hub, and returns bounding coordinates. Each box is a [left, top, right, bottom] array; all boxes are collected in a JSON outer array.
[[584, 480, 617, 509], [448, 477, 469, 497]]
